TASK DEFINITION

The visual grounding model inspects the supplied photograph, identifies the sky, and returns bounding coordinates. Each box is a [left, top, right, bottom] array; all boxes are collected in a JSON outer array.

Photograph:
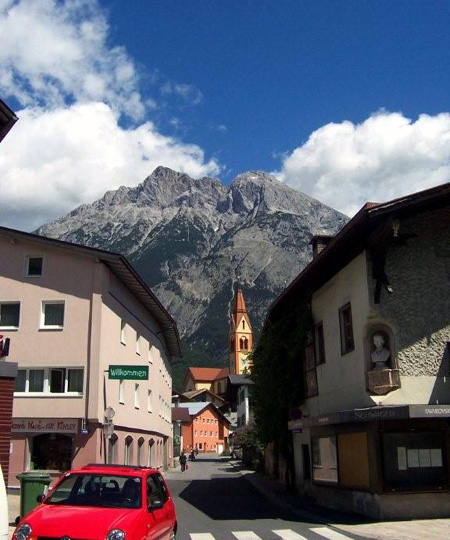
[[1, 0, 450, 231]]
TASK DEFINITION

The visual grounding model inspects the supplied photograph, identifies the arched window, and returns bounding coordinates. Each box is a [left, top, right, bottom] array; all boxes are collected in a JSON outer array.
[[240, 337, 248, 350], [148, 438, 155, 467], [137, 437, 145, 467], [124, 435, 133, 465], [242, 320, 245, 330], [107, 434, 118, 464]]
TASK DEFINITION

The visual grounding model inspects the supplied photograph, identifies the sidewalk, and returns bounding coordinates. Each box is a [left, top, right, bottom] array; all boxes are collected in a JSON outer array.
[[230, 459, 450, 540], [7, 491, 19, 539]]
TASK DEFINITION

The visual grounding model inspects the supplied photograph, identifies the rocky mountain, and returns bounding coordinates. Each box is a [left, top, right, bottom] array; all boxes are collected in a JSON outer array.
[[36, 166, 348, 387]]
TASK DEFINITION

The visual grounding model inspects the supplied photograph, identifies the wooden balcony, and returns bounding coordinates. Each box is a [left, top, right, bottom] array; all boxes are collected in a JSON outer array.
[[367, 369, 400, 395]]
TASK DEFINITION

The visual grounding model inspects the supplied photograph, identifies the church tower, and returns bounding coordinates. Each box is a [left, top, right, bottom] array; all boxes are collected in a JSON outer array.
[[228, 287, 253, 375]]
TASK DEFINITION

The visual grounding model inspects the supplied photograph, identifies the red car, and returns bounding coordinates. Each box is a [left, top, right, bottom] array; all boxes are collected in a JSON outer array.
[[13, 464, 177, 540]]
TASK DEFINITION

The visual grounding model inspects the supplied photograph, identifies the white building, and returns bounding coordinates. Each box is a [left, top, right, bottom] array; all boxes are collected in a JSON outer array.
[[0, 226, 181, 487], [265, 183, 450, 519]]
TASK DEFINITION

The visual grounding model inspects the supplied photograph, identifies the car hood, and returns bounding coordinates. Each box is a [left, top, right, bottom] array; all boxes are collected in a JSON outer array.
[[25, 504, 141, 537]]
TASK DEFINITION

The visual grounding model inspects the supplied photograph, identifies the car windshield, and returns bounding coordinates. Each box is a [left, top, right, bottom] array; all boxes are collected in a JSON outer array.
[[45, 473, 142, 509]]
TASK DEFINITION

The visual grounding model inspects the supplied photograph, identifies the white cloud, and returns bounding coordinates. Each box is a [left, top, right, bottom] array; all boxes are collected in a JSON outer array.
[[0, 103, 220, 231], [160, 82, 203, 106], [0, 0, 221, 231], [0, 0, 145, 119], [277, 111, 450, 216]]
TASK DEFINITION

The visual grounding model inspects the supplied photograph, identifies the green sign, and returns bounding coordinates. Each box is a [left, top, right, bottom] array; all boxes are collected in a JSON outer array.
[[109, 365, 149, 380]]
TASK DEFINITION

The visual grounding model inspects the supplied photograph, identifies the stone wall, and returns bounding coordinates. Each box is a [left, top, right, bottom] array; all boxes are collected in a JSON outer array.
[[367, 207, 450, 377]]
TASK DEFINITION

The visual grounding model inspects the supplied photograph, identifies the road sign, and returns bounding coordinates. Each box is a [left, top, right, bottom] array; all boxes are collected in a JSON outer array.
[[108, 365, 149, 380]]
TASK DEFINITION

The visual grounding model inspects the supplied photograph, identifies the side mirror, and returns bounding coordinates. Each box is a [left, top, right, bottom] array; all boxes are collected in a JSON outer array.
[[148, 499, 164, 510], [36, 494, 45, 503]]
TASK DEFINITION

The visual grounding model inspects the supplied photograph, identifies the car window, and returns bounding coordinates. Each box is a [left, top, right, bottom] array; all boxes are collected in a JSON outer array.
[[146, 473, 168, 507], [45, 474, 142, 508]]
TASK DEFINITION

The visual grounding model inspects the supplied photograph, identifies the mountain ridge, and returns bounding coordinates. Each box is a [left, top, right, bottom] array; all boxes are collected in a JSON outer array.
[[36, 167, 348, 387]]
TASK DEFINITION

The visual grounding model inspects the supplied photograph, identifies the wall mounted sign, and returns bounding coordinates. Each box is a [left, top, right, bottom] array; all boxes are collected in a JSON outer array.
[[108, 365, 149, 380], [12, 418, 79, 433]]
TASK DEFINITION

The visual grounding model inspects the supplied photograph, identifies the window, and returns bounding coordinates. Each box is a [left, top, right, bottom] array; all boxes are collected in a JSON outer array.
[[148, 343, 154, 363], [41, 301, 64, 329], [137, 438, 144, 467], [312, 436, 338, 485], [339, 303, 355, 354], [242, 320, 245, 330], [120, 320, 126, 344], [134, 383, 140, 409], [25, 255, 43, 277], [14, 368, 83, 395], [0, 302, 20, 328], [147, 389, 152, 412], [382, 431, 448, 491], [119, 380, 125, 404], [240, 337, 248, 350], [304, 330, 318, 397], [315, 322, 326, 365], [124, 436, 133, 465], [136, 333, 141, 355]]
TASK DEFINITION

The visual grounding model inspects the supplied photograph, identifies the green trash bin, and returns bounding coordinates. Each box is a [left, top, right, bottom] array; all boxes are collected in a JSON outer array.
[[16, 471, 51, 518]]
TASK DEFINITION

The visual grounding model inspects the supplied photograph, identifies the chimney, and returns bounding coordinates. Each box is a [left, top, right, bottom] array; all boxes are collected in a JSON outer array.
[[310, 235, 334, 258]]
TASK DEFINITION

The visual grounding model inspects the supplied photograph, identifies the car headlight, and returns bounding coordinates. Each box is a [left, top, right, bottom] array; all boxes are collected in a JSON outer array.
[[14, 524, 32, 540], [106, 529, 126, 540]]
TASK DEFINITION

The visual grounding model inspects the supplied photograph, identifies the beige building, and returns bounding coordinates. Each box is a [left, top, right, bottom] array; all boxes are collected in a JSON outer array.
[[0, 226, 181, 487], [266, 183, 450, 519]]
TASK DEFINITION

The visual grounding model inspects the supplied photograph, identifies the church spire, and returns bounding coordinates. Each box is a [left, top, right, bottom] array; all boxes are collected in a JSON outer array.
[[228, 287, 253, 375]]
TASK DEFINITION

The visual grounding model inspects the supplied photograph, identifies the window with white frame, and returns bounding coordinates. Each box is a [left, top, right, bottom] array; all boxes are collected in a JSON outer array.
[[25, 255, 43, 277], [41, 301, 65, 329], [134, 383, 140, 409], [148, 343, 154, 363], [120, 320, 126, 345], [14, 368, 83, 395], [119, 379, 125, 404], [0, 302, 20, 329]]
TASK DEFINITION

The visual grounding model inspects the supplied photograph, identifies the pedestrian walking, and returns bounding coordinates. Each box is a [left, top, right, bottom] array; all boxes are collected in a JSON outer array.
[[179, 451, 187, 472]]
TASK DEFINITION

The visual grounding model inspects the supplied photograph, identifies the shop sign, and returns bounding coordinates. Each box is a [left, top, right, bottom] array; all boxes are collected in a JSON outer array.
[[12, 418, 79, 433], [410, 405, 450, 418], [108, 365, 148, 380]]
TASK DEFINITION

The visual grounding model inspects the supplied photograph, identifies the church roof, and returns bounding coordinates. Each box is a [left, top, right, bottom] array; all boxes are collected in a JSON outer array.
[[232, 288, 247, 313], [188, 366, 230, 382]]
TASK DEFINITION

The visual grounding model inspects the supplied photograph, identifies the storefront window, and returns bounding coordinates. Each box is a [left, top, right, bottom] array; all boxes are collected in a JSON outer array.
[[311, 436, 338, 484], [31, 433, 72, 471], [382, 431, 448, 490]]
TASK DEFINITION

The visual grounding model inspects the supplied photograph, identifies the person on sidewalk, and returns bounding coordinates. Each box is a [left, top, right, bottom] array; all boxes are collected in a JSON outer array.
[[179, 452, 187, 472]]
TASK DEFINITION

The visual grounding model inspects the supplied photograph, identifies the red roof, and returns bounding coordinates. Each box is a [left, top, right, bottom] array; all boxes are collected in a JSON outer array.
[[188, 366, 230, 382]]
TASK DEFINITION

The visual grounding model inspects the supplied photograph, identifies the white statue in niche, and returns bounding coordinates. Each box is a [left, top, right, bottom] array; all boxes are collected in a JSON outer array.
[[371, 333, 391, 370]]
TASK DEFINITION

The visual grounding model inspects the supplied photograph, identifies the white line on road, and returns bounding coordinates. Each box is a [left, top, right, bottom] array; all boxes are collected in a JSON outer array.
[[190, 534, 216, 540], [232, 532, 262, 540], [310, 527, 353, 539], [273, 529, 310, 540]]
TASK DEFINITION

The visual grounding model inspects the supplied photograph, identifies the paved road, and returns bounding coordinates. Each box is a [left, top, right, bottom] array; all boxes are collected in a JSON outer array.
[[164, 454, 368, 540]]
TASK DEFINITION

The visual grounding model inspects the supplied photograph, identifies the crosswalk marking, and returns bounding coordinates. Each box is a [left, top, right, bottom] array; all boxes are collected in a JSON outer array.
[[273, 529, 310, 540], [311, 527, 353, 539], [189, 529, 354, 540], [232, 532, 261, 540]]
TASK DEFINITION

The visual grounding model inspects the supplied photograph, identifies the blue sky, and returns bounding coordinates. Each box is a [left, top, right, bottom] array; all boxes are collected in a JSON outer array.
[[1, 0, 450, 230]]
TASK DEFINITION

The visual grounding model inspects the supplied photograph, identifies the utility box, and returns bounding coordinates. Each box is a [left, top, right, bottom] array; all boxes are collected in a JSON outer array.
[[16, 472, 51, 518]]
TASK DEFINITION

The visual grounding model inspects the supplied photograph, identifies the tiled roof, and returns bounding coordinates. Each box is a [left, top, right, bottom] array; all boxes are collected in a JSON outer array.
[[188, 366, 230, 381], [171, 407, 191, 422]]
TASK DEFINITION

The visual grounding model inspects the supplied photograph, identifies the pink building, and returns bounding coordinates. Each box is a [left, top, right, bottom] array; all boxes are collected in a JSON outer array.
[[0, 226, 181, 487]]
